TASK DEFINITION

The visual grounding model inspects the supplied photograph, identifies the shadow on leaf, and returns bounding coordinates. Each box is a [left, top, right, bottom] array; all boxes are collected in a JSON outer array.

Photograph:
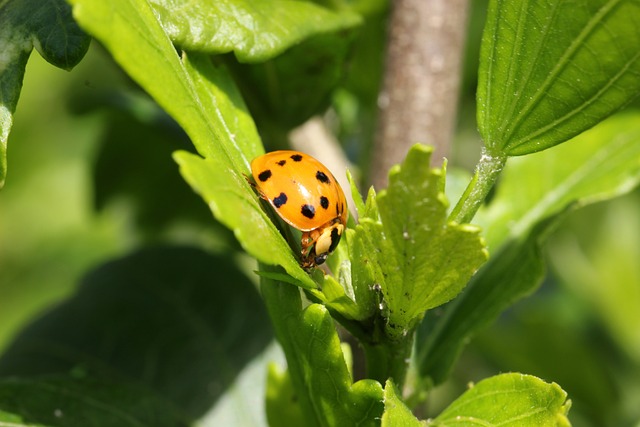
[[0, 246, 272, 425]]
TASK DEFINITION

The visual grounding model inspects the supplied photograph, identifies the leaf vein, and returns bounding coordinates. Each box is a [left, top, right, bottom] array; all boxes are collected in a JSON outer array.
[[507, 47, 640, 151], [501, 0, 624, 145]]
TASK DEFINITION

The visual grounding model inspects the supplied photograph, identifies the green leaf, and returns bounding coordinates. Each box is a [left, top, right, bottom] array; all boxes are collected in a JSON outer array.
[[70, 0, 261, 166], [266, 363, 307, 427], [0, 247, 272, 422], [0, 376, 189, 427], [229, 27, 359, 130], [203, 342, 282, 426], [174, 151, 315, 290], [70, 0, 317, 288], [149, 0, 361, 62], [319, 187, 379, 323], [91, 104, 219, 234], [417, 112, 640, 385], [0, 50, 24, 189], [148, 0, 362, 130], [349, 169, 375, 219], [432, 374, 571, 426], [474, 305, 618, 424], [480, 111, 640, 250], [381, 380, 425, 427], [352, 145, 488, 339], [261, 271, 384, 427], [1, 0, 89, 69], [549, 192, 640, 364], [319, 274, 365, 321], [349, 169, 380, 222], [417, 213, 564, 386], [479, 0, 640, 156], [382, 374, 570, 427], [0, 0, 90, 188], [342, 172, 380, 324], [72, 0, 261, 165]]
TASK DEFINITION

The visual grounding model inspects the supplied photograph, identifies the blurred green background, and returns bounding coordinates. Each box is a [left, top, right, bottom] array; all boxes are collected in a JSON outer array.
[[0, 45, 241, 352], [2, 4, 640, 425], [1, 48, 124, 350]]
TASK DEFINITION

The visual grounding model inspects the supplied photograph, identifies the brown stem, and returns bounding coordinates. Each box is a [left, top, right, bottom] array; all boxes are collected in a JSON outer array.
[[370, 0, 470, 189]]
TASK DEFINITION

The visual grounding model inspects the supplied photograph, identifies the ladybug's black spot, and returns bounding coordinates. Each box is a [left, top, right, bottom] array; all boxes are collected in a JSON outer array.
[[329, 227, 341, 252], [276, 160, 286, 166], [291, 154, 303, 162], [316, 171, 330, 184], [301, 204, 315, 219], [320, 196, 329, 209], [258, 170, 272, 182], [273, 192, 288, 208]]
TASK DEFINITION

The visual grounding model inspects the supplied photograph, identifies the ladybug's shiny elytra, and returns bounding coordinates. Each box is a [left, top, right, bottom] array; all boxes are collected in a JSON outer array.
[[250, 150, 348, 268]]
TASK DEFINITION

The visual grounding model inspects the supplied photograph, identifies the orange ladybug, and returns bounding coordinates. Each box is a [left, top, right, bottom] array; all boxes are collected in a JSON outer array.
[[250, 151, 348, 268]]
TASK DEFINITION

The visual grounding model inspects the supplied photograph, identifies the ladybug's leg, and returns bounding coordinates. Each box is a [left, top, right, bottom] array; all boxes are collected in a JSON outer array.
[[300, 230, 319, 268], [244, 173, 270, 202]]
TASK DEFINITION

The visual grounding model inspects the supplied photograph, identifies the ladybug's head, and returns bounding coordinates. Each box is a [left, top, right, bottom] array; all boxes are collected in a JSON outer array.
[[300, 221, 344, 269], [313, 253, 329, 266]]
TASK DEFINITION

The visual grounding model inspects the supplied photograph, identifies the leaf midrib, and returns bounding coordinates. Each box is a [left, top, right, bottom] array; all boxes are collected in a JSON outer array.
[[499, 0, 623, 147], [507, 48, 640, 152]]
